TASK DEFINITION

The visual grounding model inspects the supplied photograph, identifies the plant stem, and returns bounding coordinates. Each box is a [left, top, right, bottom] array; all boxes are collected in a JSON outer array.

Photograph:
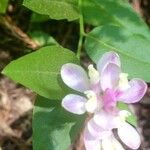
[[77, 0, 85, 60]]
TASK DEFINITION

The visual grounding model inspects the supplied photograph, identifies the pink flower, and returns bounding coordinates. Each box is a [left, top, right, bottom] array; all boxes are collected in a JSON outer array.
[[98, 53, 147, 113], [60, 52, 120, 114], [60, 51, 147, 150], [61, 51, 147, 115]]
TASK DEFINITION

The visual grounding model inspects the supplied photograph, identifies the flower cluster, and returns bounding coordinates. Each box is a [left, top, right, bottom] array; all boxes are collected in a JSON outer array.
[[60, 52, 147, 150]]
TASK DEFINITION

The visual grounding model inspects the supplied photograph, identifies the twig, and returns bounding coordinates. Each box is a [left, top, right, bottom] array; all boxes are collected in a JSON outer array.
[[131, 0, 143, 16], [0, 16, 39, 50], [71, 114, 93, 150], [61, 25, 72, 47], [77, 0, 85, 60]]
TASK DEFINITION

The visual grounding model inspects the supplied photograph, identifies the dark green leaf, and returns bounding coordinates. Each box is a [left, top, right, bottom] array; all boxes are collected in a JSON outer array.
[[2, 46, 79, 99], [85, 25, 150, 82], [23, 0, 79, 21], [31, 13, 50, 23], [29, 31, 58, 47], [33, 95, 85, 150]]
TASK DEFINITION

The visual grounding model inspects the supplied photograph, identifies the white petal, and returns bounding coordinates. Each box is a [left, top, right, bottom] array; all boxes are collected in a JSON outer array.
[[97, 51, 121, 74], [112, 137, 125, 150], [84, 127, 101, 150], [118, 79, 147, 103], [118, 122, 141, 149], [101, 63, 121, 91], [93, 111, 118, 130], [87, 118, 112, 140], [102, 136, 125, 150], [61, 63, 90, 92], [61, 94, 87, 114], [102, 136, 114, 150]]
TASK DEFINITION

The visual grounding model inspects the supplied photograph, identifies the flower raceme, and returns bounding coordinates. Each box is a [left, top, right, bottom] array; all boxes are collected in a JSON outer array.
[[61, 51, 147, 116], [60, 51, 147, 150]]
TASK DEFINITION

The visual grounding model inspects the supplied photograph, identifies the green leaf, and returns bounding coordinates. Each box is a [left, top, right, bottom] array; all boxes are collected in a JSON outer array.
[[0, 0, 8, 13], [2, 46, 79, 99], [82, 0, 150, 39], [85, 25, 150, 82], [29, 31, 58, 47], [117, 102, 137, 127], [23, 0, 79, 21], [33, 95, 85, 150], [31, 13, 50, 23]]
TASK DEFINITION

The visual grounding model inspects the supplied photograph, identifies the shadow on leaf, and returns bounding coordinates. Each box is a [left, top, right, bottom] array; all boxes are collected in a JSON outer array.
[[33, 95, 85, 150]]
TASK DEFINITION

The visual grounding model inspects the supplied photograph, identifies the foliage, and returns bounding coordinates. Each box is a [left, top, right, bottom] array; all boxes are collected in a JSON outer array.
[[23, 0, 79, 21], [2, 46, 79, 100], [29, 31, 58, 47], [33, 95, 85, 150], [0, 0, 8, 13], [82, 0, 150, 39], [85, 25, 150, 81]]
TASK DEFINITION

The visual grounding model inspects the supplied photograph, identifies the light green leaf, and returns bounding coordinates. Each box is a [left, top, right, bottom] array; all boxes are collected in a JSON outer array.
[[2, 46, 79, 99], [33, 95, 85, 150], [23, 0, 79, 21], [85, 25, 150, 82], [117, 102, 137, 127], [0, 0, 9, 13], [82, 0, 150, 39]]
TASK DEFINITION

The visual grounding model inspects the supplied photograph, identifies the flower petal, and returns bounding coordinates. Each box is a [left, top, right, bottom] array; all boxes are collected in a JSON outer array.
[[103, 88, 117, 112], [118, 79, 147, 103], [102, 136, 125, 150], [61, 94, 87, 114], [111, 136, 125, 150], [101, 63, 121, 91], [87, 118, 112, 140], [61, 63, 90, 92], [84, 127, 101, 150], [97, 51, 121, 73], [118, 122, 141, 149], [93, 111, 118, 130]]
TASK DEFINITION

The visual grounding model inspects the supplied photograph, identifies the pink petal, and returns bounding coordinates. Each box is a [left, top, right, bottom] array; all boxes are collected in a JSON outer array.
[[101, 63, 121, 91], [118, 79, 147, 103], [118, 122, 141, 149], [103, 88, 117, 112], [61, 94, 87, 114], [97, 51, 121, 73], [61, 63, 90, 92], [84, 127, 101, 150]]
